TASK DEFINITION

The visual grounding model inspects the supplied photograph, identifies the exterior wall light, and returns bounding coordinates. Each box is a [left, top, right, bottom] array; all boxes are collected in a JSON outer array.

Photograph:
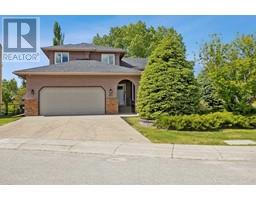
[[109, 88, 113, 97], [31, 89, 35, 96]]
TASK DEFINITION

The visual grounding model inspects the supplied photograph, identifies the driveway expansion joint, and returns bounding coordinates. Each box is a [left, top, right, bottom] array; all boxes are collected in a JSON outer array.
[[112, 143, 124, 155], [213, 146, 224, 160], [16, 142, 27, 150], [0, 115, 150, 143], [171, 144, 175, 159]]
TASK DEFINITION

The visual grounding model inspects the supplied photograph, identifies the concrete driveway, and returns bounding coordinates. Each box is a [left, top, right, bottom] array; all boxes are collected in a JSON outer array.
[[1, 116, 256, 184], [0, 115, 149, 143]]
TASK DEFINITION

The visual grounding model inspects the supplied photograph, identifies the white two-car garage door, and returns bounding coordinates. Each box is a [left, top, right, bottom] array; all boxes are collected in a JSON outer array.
[[39, 87, 105, 116]]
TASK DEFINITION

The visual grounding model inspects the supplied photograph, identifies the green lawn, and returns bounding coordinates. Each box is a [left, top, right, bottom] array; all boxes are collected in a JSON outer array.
[[0, 116, 22, 126], [123, 117, 256, 145]]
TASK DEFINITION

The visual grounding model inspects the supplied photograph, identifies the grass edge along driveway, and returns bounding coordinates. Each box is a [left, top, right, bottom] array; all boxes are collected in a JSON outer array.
[[0, 116, 22, 126], [123, 117, 256, 145]]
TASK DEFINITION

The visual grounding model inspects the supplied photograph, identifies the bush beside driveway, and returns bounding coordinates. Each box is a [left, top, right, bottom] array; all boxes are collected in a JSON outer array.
[[124, 117, 256, 145]]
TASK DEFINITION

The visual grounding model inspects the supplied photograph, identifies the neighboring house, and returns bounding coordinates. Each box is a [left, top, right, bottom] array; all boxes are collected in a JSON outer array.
[[0, 44, 2, 105], [14, 43, 147, 116]]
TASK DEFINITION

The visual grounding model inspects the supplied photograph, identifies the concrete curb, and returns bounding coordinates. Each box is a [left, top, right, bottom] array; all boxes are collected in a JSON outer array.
[[0, 138, 255, 161]]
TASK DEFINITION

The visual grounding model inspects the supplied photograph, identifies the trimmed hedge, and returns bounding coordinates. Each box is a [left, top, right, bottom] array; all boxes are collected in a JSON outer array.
[[155, 112, 256, 131]]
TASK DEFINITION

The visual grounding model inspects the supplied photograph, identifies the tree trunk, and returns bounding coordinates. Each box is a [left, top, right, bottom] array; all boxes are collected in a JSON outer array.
[[4, 102, 8, 115]]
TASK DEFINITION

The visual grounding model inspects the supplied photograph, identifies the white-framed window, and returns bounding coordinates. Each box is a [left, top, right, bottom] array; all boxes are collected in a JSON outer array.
[[101, 54, 115, 65], [55, 52, 69, 64]]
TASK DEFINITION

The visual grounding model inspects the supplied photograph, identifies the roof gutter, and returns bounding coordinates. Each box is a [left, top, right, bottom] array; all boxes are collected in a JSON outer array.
[[14, 71, 141, 77], [41, 47, 126, 53]]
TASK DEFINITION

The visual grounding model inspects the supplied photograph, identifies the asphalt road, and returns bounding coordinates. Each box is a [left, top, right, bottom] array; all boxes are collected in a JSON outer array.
[[0, 149, 256, 184]]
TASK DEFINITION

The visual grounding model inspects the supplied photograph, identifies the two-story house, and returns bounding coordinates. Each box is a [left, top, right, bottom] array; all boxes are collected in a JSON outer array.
[[14, 43, 147, 116]]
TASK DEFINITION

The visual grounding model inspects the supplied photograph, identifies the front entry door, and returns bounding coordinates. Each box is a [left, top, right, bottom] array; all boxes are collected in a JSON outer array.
[[117, 84, 126, 106]]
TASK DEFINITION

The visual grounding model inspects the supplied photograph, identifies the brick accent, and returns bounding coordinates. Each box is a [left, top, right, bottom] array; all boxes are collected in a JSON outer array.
[[24, 99, 39, 116], [25, 97, 118, 115], [106, 97, 118, 114]]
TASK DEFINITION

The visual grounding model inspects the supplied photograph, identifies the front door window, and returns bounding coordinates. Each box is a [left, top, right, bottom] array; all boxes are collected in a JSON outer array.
[[117, 84, 126, 106]]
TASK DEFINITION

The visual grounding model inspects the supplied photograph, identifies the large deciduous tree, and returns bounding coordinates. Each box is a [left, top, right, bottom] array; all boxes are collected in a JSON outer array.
[[93, 21, 176, 58], [2, 79, 18, 115], [199, 34, 256, 114], [13, 80, 26, 114], [136, 32, 199, 119], [53, 21, 64, 46]]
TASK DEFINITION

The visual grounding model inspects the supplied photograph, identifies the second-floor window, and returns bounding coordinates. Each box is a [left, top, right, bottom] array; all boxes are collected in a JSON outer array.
[[55, 52, 69, 64], [101, 54, 115, 65]]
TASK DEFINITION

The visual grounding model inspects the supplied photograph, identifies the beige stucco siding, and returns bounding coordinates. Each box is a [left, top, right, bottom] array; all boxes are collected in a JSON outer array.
[[45, 51, 121, 65], [25, 75, 140, 101]]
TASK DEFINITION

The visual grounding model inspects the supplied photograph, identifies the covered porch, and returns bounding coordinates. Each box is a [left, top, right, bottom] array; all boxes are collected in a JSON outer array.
[[117, 79, 136, 114]]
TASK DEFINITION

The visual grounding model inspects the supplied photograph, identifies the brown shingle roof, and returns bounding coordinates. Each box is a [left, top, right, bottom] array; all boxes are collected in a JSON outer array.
[[14, 60, 141, 76], [42, 43, 126, 53]]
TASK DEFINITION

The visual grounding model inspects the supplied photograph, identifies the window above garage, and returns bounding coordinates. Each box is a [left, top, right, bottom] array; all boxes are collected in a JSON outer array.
[[55, 52, 69, 64], [101, 54, 115, 65]]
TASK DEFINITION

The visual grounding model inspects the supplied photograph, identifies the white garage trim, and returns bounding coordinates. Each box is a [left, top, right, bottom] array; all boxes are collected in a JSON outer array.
[[39, 86, 106, 116]]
